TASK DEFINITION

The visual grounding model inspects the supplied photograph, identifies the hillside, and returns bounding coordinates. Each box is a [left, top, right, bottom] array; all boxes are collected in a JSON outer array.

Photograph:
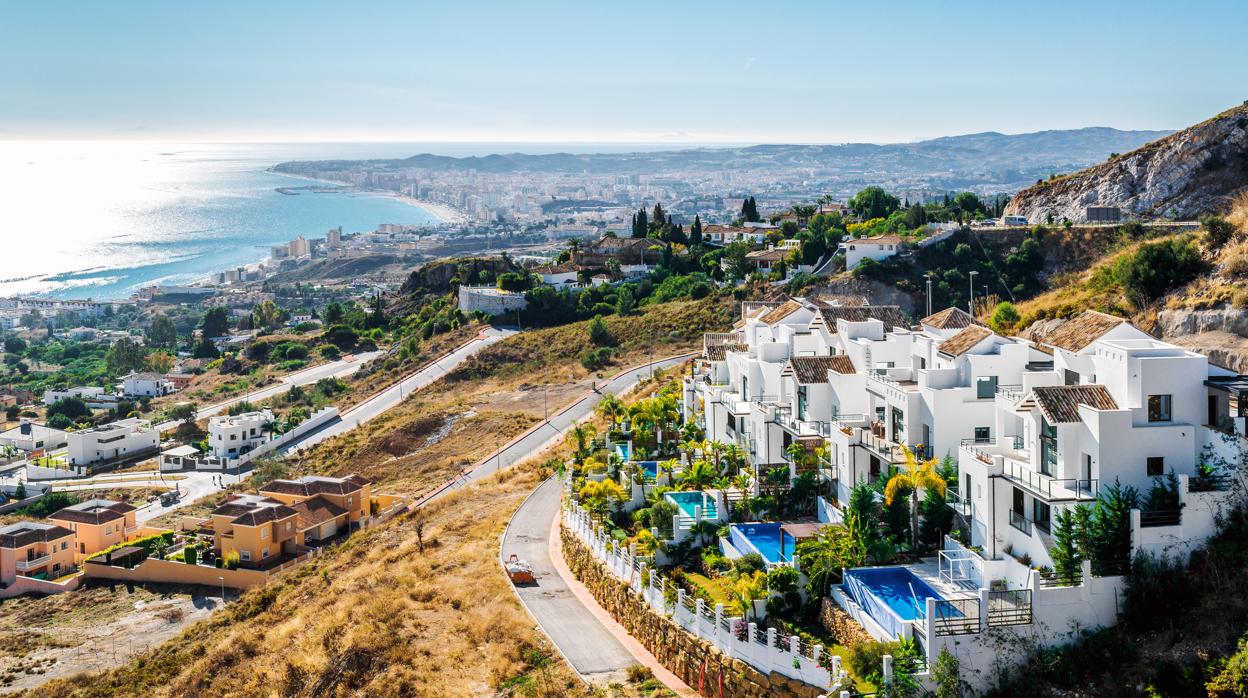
[[1005, 102, 1248, 222], [273, 127, 1168, 192]]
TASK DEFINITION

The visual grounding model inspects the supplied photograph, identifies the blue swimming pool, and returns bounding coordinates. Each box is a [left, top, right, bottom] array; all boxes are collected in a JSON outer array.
[[843, 567, 946, 638], [665, 491, 717, 519], [730, 523, 795, 565], [615, 443, 630, 461], [638, 461, 658, 478]]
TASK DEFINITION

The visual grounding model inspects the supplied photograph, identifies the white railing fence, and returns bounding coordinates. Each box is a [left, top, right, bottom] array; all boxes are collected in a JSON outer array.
[[564, 501, 849, 690]]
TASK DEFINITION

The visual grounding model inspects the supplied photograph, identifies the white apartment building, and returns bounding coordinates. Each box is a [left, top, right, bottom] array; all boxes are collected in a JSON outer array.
[[43, 386, 120, 410], [66, 418, 160, 468], [840, 234, 902, 269], [208, 409, 273, 459]]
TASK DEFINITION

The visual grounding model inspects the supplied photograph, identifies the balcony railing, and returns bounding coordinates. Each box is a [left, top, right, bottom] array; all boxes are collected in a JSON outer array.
[[860, 430, 905, 463], [932, 597, 981, 636], [16, 554, 52, 571], [828, 413, 868, 436], [986, 589, 1033, 627], [1009, 510, 1033, 536], [995, 384, 1025, 402], [945, 487, 972, 517], [1000, 458, 1098, 502], [1190, 474, 1233, 492], [1140, 509, 1182, 528]]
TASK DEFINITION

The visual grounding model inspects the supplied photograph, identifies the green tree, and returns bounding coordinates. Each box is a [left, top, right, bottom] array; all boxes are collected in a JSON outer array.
[[989, 301, 1021, 333], [200, 307, 230, 338], [1202, 214, 1239, 249], [192, 336, 219, 359], [3, 337, 26, 354], [631, 208, 649, 238], [689, 214, 703, 245], [884, 446, 947, 550], [1050, 504, 1092, 582], [323, 302, 345, 324], [252, 300, 284, 331], [1113, 237, 1206, 308], [497, 271, 531, 292], [145, 314, 178, 348], [953, 191, 985, 216], [587, 315, 615, 347], [614, 286, 636, 316], [849, 186, 901, 219], [105, 337, 146, 375], [741, 196, 760, 223]]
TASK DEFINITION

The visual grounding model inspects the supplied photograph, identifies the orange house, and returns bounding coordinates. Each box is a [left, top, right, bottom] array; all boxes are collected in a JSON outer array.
[[0, 522, 76, 585], [258, 474, 372, 542], [48, 499, 138, 561], [210, 494, 303, 568]]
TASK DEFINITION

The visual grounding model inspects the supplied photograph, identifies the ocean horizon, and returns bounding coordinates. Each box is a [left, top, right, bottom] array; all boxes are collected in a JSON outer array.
[[0, 141, 455, 302]]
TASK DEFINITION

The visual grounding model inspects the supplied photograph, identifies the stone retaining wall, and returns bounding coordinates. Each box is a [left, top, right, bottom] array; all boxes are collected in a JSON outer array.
[[560, 525, 825, 698]]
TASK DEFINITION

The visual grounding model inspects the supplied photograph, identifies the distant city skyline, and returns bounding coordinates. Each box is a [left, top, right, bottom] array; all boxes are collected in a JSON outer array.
[[3, 1, 1246, 144]]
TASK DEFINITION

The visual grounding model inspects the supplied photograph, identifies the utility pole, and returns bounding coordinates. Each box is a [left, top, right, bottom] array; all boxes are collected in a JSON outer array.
[[925, 273, 934, 317], [968, 270, 979, 317], [543, 384, 548, 421]]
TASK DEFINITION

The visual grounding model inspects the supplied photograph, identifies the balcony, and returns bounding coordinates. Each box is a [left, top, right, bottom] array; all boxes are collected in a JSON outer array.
[[828, 413, 869, 437], [860, 430, 906, 464], [16, 554, 52, 571], [1000, 459, 1098, 502], [995, 384, 1024, 403], [945, 487, 972, 517], [1008, 510, 1033, 536]]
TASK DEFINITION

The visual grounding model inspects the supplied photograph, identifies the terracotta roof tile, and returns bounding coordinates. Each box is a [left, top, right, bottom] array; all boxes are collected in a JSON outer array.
[[922, 307, 986, 330], [706, 343, 748, 361], [759, 300, 805, 324], [703, 332, 740, 348], [290, 498, 348, 530], [784, 355, 857, 384], [1039, 310, 1128, 353], [938, 326, 994, 357], [814, 306, 908, 332], [1030, 385, 1119, 423], [48, 499, 136, 526], [0, 522, 73, 549]]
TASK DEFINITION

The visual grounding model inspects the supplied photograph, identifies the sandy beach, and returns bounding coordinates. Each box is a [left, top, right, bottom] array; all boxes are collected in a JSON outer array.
[[272, 170, 472, 225]]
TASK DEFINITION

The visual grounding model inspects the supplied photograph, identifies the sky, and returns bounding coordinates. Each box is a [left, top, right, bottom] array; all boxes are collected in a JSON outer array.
[[2, 1, 1246, 145]]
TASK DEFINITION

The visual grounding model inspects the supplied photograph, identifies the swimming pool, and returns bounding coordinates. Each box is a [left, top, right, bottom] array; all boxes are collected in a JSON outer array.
[[615, 443, 631, 461], [843, 567, 946, 638], [730, 523, 795, 565], [665, 491, 717, 519]]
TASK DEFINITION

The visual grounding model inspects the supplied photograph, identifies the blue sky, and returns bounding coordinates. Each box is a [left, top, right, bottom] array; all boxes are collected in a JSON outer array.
[[2, 1, 1245, 144]]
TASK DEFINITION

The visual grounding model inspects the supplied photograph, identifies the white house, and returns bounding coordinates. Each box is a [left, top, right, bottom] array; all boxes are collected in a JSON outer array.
[[208, 409, 273, 458], [0, 420, 68, 454], [43, 386, 119, 410], [66, 418, 160, 468], [120, 372, 175, 398], [457, 285, 528, 316], [841, 234, 902, 269]]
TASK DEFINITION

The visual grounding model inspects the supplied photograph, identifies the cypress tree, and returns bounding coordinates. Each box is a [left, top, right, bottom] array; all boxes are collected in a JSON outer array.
[[690, 214, 703, 245]]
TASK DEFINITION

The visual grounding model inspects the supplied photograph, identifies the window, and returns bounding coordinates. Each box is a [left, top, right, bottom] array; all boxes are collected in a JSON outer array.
[[1148, 395, 1172, 422], [1033, 500, 1051, 533], [741, 376, 749, 401], [976, 376, 998, 399], [260, 528, 269, 539], [797, 386, 808, 421], [1040, 418, 1057, 477], [240, 550, 251, 561], [1064, 369, 1079, 386], [286, 521, 293, 530], [262, 548, 270, 558], [974, 427, 991, 443], [1147, 456, 1165, 477]]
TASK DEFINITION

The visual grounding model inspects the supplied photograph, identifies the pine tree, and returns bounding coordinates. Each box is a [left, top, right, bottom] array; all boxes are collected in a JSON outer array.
[[632, 208, 648, 238], [652, 202, 666, 230], [741, 196, 761, 223]]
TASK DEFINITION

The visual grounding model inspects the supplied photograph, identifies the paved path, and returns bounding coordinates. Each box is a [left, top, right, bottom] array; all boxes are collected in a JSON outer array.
[[471, 354, 693, 687], [288, 327, 517, 451], [153, 351, 383, 431], [47, 470, 246, 524]]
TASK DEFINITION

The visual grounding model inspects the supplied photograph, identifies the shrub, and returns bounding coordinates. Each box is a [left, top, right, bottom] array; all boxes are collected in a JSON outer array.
[[223, 550, 241, 570], [580, 347, 617, 371], [318, 343, 341, 359], [184, 545, 198, 565], [989, 301, 1021, 333], [587, 315, 615, 347], [1113, 237, 1205, 307], [1203, 214, 1239, 249], [848, 640, 908, 680], [733, 553, 765, 576]]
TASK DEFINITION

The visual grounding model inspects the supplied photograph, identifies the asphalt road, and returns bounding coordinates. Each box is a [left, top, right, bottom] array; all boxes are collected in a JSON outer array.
[[288, 327, 517, 451], [486, 354, 692, 679], [153, 350, 383, 431]]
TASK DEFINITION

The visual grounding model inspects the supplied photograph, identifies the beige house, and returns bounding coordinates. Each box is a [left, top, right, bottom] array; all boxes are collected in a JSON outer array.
[[48, 499, 138, 561], [0, 522, 75, 585], [210, 494, 302, 568], [258, 474, 372, 541]]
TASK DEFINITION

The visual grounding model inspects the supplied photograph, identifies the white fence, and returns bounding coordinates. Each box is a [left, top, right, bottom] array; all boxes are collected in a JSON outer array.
[[564, 501, 849, 691], [160, 407, 339, 472]]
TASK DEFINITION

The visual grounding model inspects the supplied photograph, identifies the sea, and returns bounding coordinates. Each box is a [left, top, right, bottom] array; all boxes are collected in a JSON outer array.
[[0, 140, 703, 301]]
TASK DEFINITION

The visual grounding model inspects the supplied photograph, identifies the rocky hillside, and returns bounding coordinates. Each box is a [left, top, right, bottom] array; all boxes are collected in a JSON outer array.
[[1005, 102, 1248, 223]]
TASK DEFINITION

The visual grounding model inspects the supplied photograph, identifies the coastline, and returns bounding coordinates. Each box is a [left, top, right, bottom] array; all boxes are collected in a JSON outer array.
[[270, 170, 473, 225]]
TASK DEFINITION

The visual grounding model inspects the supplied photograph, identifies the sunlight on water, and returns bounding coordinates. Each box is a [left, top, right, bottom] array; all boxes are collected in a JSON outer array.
[[0, 141, 442, 300]]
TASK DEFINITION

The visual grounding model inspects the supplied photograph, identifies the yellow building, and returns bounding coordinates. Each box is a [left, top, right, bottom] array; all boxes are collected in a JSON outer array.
[[210, 494, 302, 568], [48, 499, 137, 561], [0, 521, 76, 585], [258, 474, 372, 541]]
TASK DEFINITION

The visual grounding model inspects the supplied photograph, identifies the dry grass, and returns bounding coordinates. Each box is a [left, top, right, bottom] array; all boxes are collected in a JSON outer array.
[[21, 467, 589, 698]]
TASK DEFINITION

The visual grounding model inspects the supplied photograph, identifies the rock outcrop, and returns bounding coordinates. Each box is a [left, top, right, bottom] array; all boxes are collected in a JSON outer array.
[[1005, 102, 1248, 223]]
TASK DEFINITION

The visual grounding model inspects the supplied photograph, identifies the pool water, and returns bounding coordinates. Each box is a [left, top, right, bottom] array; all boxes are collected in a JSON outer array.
[[666, 491, 718, 519], [615, 443, 630, 461], [639, 461, 658, 478], [732, 523, 795, 564], [844, 567, 944, 622]]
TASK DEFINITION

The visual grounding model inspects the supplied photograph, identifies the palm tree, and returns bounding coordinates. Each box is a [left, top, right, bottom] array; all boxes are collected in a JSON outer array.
[[680, 459, 717, 491], [728, 571, 768, 621], [658, 458, 680, 485], [679, 437, 701, 461], [595, 394, 624, 432], [564, 422, 597, 465], [732, 473, 752, 494], [721, 443, 745, 476], [884, 445, 947, 550]]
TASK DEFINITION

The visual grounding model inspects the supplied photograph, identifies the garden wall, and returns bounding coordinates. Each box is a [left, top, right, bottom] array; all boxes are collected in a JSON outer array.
[[84, 557, 269, 590], [560, 527, 825, 698]]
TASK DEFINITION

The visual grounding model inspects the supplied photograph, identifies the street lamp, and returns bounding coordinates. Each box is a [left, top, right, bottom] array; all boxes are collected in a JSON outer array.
[[968, 271, 979, 317], [218, 576, 225, 603], [925, 273, 935, 317]]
